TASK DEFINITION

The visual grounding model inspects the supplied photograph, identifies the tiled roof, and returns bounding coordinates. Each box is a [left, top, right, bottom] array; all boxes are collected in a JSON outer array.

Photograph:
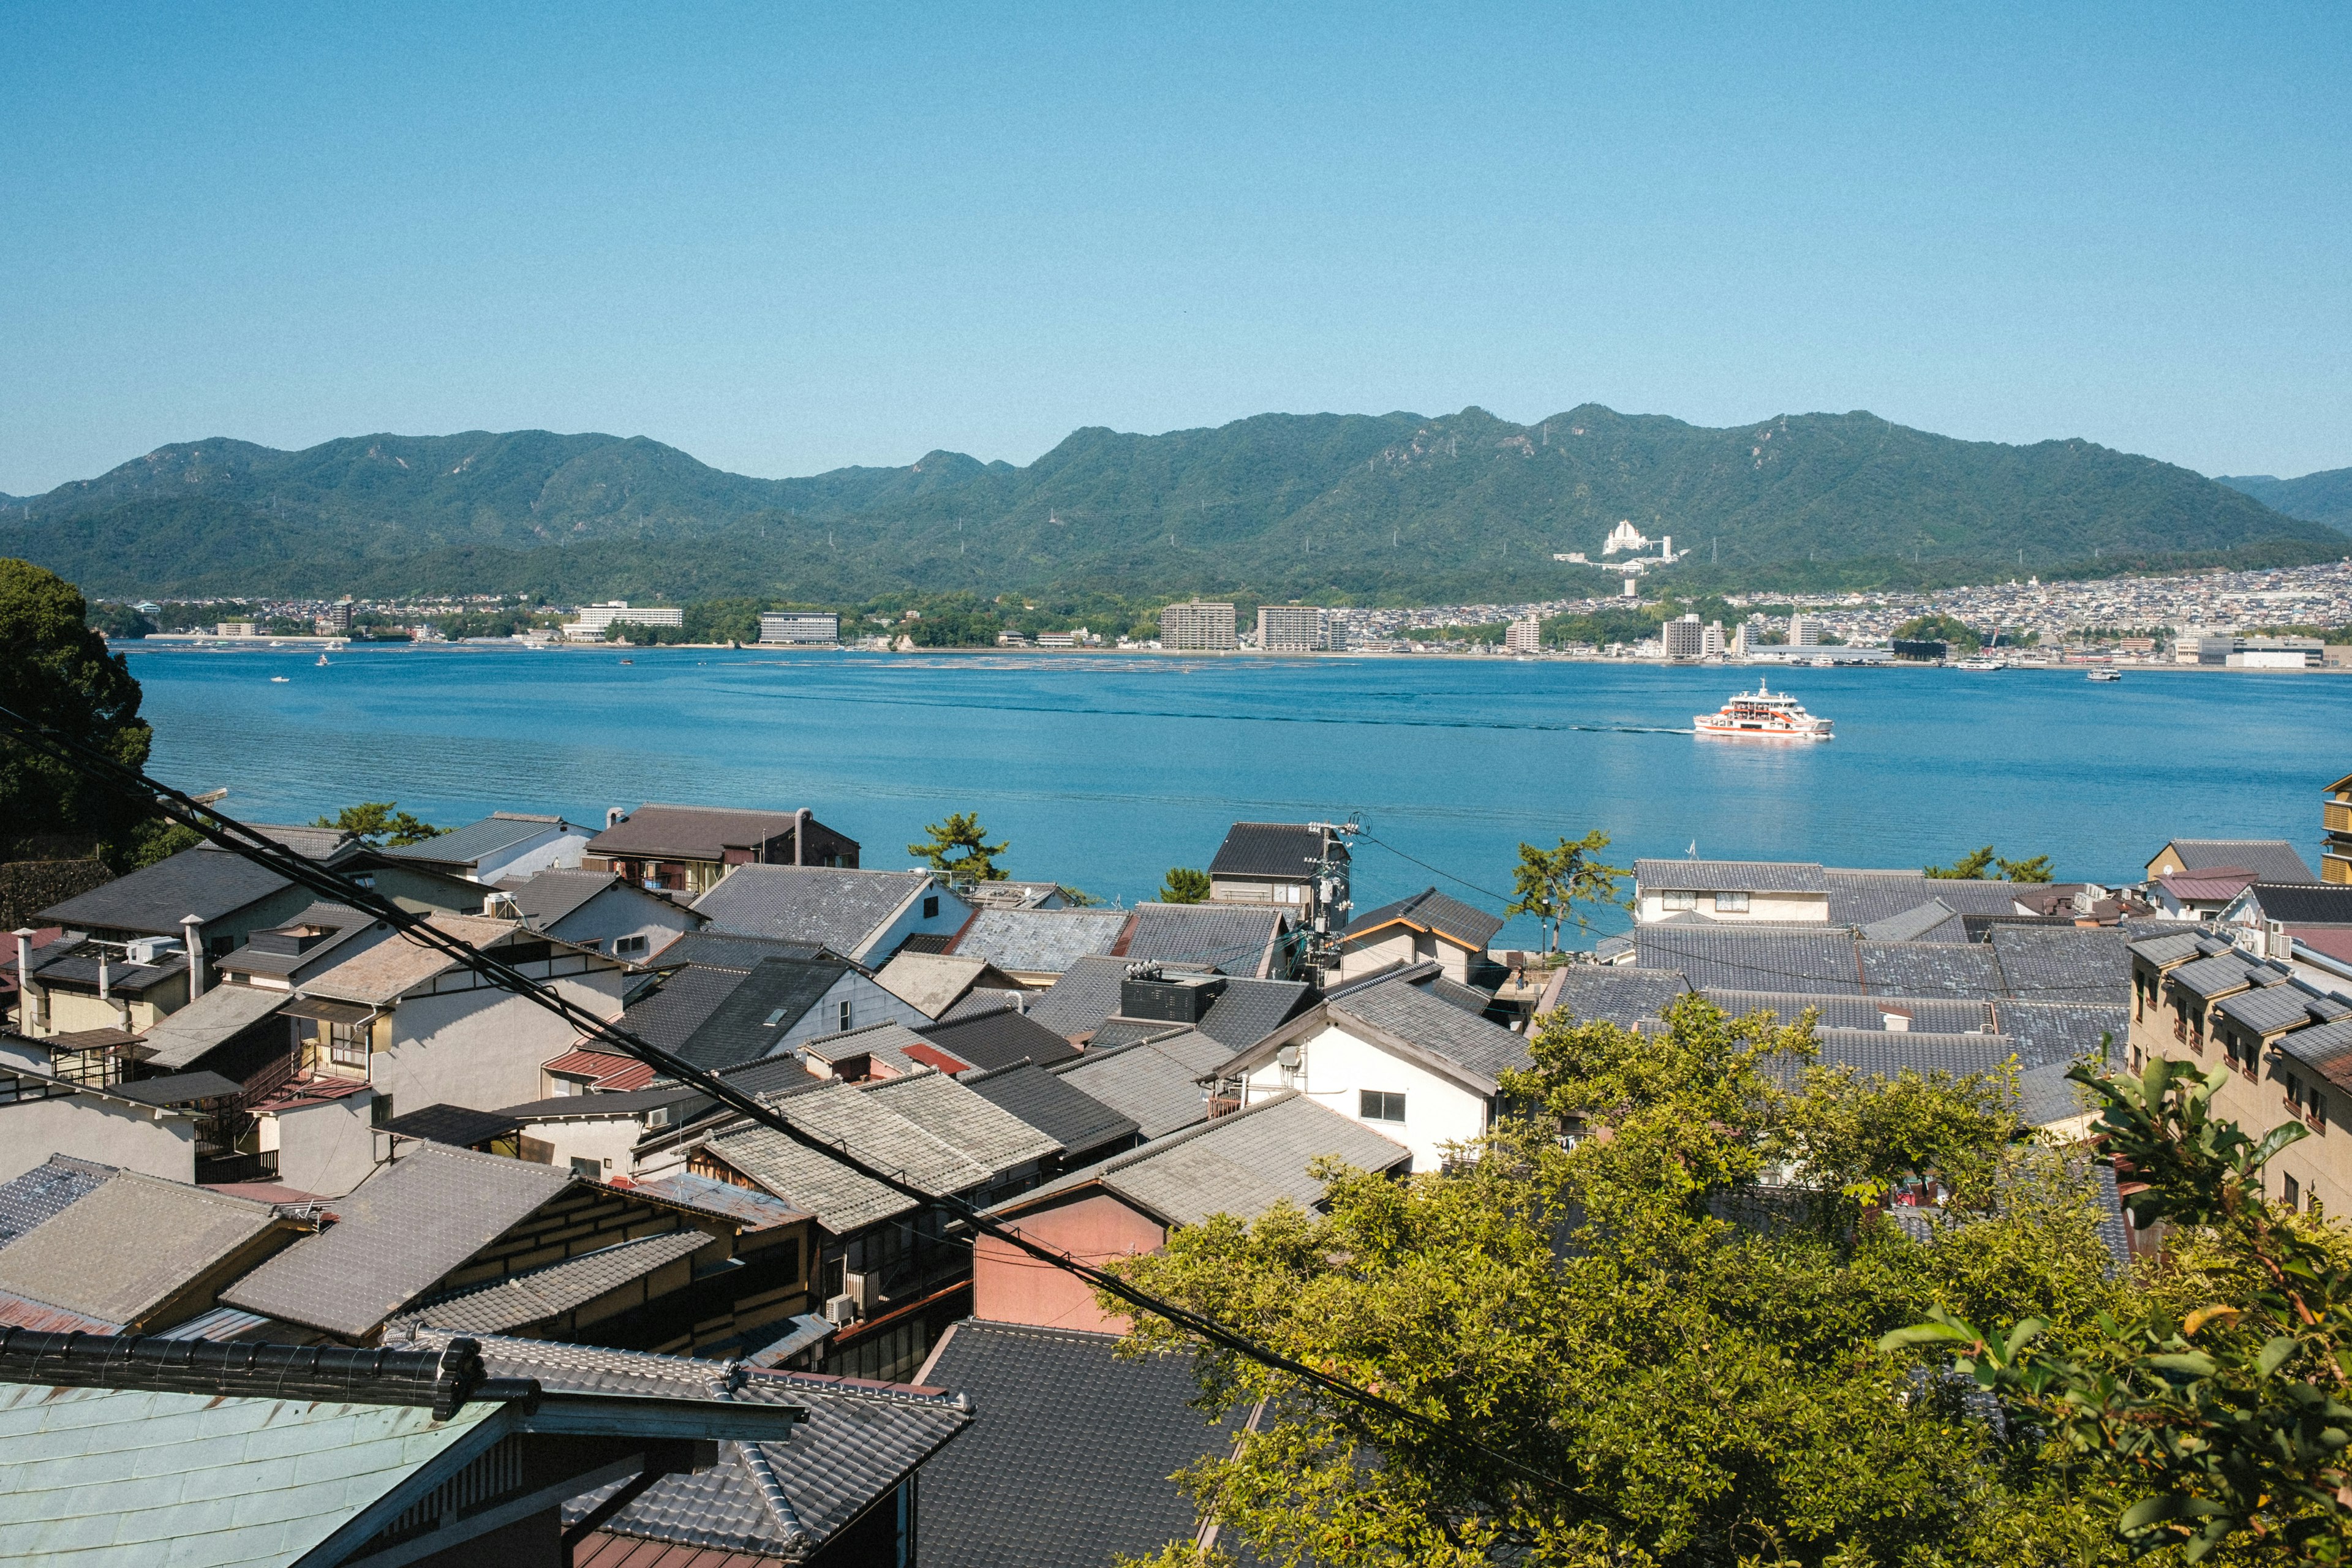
[[1024, 955, 1136, 1039], [543, 1047, 659, 1091], [401, 1229, 714, 1333], [1635, 859, 1830, 893], [626, 1170, 811, 1231], [1193, 976, 1315, 1052], [2165, 951, 2284, 1000], [0, 1172, 280, 1329], [1208, 822, 1346, 880], [381, 812, 580, 868], [1050, 1042, 1215, 1140], [1635, 928, 1864, 993], [2217, 982, 2350, 1037], [1857, 940, 2005, 1000], [657, 931, 837, 971], [1343, 888, 1506, 950], [1860, 899, 1964, 943], [1707, 989, 1996, 1035], [241, 821, 361, 862], [2161, 869, 2261, 903], [1327, 975, 1531, 1086], [497, 867, 627, 928], [422, 1332, 967, 1563], [1123, 902, 1286, 978], [2278, 1017, 2352, 1083], [222, 1142, 576, 1336], [1992, 1001, 2126, 1072], [0, 1155, 115, 1250], [1784, 1028, 2022, 1091], [1126, 1027, 1234, 1076], [217, 901, 385, 980], [864, 1069, 1066, 1171], [2243, 883, 2352, 925], [949, 908, 1130, 976], [959, 1063, 1139, 1158], [914, 1007, 1080, 1071], [300, 913, 527, 1004], [33, 845, 289, 932], [1986, 925, 2127, 1003], [802, 1020, 932, 1075], [700, 1080, 990, 1233], [622, 965, 758, 1054], [1003, 1091, 1408, 1229], [918, 1319, 1241, 1568], [1541, 965, 1694, 1027], [2165, 839, 2318, 884], [587, 804, 832, 862], [2128, 929, 2233, 968], [673, 956, 856, 1070], [1084, 1016, 1189, 1050], [692, 867, 928, 954], [136, 981, 290, 1070], [1825, 871, 2022, 924]]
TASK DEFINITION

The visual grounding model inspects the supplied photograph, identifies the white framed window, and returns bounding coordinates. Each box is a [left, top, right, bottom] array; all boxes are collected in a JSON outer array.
[[1359, 1090, 1406, 1123], [326, 1019, 369, 1068], [1714, 891, 1750, 913], [838, 999, 854, 1031], [1660, 891, 1697, 911]]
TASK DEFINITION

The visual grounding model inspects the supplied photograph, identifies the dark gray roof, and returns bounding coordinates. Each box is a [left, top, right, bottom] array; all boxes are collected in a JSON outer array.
[[699, 1079, 996, 1232], [380, 812, 579, 869], [499, 1086, 710, 1122], [1986, 925, 2128, 1003], [1343, 888, 1505, 950], [1023, 955, 1136, 1040], [620, 964, 757, 1052], [1635, 859, 1829, 893], [1857, 940, 2005, 1000], [1003, 1091, 1408, 1229], [2278, 1017, 2352, 1077], [1208, 822, 1346, 880], [1050, 1042, 1215, 1140], [949, 908, 1129, 974], [111, 1071, 243, 1106], [1126, 1027, 1235, 1075], [1546, 966, 1694, 1027], [1825, 870, 2022, 924], [1787, 1028, 2022, 1091], [401, 1229, 714, 1333], [412, 1331, 968, 1562], [587, 803, 825, 861], [1326, 975, 1530, 1086], [221, 1142, 575, 1336], [1083, 1016, 1189, 1051], [1860, 900, 1966, 943], [2169, 951, 2288, 1000], [2166, 839, 2318, 884], [959, 1063, 1139, 1158], [27, 944, 182, 995], [1634, 928, 1864, 993], [497, 868, 625, 928], [135, 980, 290, 1071], [1707, 989, 1996, 1035], [864, 1069, 1065, 1171], [692, 867, 927, 951], [918, 1320, 1240, 1568], [0, 1155, 115, 1250], [2216, 982, 2350, 1037], [657, 931, 837, 970], [33, 845, 289, 932], [1124, 902, 1285, 976], [2128, 929, 2234, 968], [914, 1008, 1080, 1071], [674, 956, 856, 1070], [1994, 1001, 2127, 1071], [378, 1102, 523, 1147], [1193, 976, 1315, 1051], [217, 902, 383, 979], [2242, 883, 2352, 926]]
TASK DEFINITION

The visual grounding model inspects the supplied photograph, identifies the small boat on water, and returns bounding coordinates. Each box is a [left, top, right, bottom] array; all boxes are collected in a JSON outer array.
[[315, 654, 330, 666], [1954, 657, 2002, 671], [270, 676, 290, 683], [2087, 668, 2121, 682], [1694, 680, 1833, 741]]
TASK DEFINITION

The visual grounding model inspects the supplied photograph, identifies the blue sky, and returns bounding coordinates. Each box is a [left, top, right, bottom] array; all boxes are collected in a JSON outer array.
[[4, 2, 2346, 494]]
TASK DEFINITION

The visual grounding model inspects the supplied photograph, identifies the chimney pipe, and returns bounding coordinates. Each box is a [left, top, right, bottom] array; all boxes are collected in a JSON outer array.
[[183, 915, 205, 1000], [97, 948, 110, 1002], [13, 929, 34, 1032], [795, 807, 811, 867], [606, 806, 627, 829]]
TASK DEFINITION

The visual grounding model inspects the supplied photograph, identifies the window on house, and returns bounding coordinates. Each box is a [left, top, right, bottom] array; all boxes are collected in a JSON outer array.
[[327, 1019, 369, 1068], [612, 934, 650, 958], [1660, 891, 1697, 911], [349, 873, 376, 891], [763, 1008, 790, 1027], [922, 895, 940, 919], [1359, 1090, 1406, 1123], [1714, 891, 1750, 913], [2285, 1173, 2302, 1212], [370, 1094, 394, 1128], [839, 999, 854, 1031], [570, 1156, 602, 1180]]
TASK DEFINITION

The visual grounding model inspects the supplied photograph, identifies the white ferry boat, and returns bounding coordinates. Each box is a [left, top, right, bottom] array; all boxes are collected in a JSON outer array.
[[2087, 667, 2121, 682], [1694, 680, 1833, 741], [1954, 657, 2001, 671]]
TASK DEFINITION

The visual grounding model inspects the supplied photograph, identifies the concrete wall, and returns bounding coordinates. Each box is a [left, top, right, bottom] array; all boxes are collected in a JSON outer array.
[[374, 971, 629, 1120], [266, 1089, 381, 1197], [851, 880, 973, 965], [548, 890, 701, 962], [769, 971, 933, 1058], [474, 830, 592, 885], [976, 1190, 1164, 1332], [514, 1113, 647, 1178], [0, 1095, 194, 1184], [1240, 1018, 1485, 1173]]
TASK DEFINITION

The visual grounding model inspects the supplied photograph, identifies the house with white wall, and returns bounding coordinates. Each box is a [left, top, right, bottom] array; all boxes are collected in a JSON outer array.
[[1206, 965, 1532, 1172], [380, 811, 594, 884], [0, 1064, 202, 1185], [489, 868, 705, 962], [1336, 889, 1505, 985], [692, 867, 973, 965], [1632, 860, 1833, 925]]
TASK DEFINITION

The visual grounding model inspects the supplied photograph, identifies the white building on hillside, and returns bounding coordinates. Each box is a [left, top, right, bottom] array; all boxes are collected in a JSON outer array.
[[564, 602, 685, 641]]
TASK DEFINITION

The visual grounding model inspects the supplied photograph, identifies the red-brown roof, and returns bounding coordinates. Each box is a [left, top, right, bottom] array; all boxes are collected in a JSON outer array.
[[2294, 928, 2352, 966], [2159, 867, 2258, 903], [543, 1047, 658, 1092]]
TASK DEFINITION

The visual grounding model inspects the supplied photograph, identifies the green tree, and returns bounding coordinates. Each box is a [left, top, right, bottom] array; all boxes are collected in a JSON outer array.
[[1112, 994, 2133, 1567], [1895, 612, 1982, 652], [1927, 845, 2056, 882], [1159, 867, 1211, 904], [314, 801, 443, 847], [0, 559, 159, 861], [1504, 829, 1627, 953], [908, 811, 1008, 881]]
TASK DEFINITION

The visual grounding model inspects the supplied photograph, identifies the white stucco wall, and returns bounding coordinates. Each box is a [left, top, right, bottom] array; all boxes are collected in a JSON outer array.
[[474, 829, 593, 884], [374, 971, 630, 1120], [548, 890, 701, 961], [266, 1089, 381, 1197], [850, 880, 973, 965], [1238, 1019, 1491, 1173], [769, 971, 932, 1057], [517, 1114, 649, 1177], [0, 1096, 195, 1184], [1635, 889, 1829, 924]]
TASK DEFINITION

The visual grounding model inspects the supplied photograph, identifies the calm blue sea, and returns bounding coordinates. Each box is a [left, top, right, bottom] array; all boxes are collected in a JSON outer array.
[[122, 645, 2346, 948]]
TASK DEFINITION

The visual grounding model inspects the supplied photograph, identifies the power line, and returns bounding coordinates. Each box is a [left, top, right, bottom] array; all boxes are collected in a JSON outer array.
[[0, 703, 1595, 1518]]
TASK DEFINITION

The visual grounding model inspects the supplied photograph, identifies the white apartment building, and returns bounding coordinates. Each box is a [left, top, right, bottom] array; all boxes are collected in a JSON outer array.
[[1789, 612, 1822, 647], [1162, 600, 1238, 650], [1702, 620, 1726, 658], [1662, 614, 1705, 662], [758, 612, 841, 644], [564, 601, 685, 641], [1504, 614, 1543, 653], [1256, 605, 1332, 652]]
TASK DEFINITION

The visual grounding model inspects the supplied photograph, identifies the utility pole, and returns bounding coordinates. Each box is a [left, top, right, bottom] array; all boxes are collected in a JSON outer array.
[[1299, 816, 1362, 981]]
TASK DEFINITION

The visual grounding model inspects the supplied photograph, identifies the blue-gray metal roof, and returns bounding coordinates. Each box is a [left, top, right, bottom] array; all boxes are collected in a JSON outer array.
[[380, 812, 578, 868]]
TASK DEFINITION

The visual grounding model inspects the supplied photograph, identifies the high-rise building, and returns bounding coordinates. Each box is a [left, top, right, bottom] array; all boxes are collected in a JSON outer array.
[[1662, 614, 1705, 662], [1702, 620, 1725, 658], [1162, 601, 1238, 650], [1789, 612, 1822, 647], [758, 612, 841, 644], [1504, 614, 1544, 653], [316, 597, 354, 635], [1256, 605, 1332, 652]]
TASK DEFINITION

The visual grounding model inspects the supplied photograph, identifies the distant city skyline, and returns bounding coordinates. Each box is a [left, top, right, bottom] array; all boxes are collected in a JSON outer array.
[[4, 3, 2347, 496]]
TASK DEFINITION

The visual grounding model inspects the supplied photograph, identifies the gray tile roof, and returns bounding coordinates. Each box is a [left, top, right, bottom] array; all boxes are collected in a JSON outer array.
[[914, 1007, 1080, 1072], [1826, 871, 2021, 924], [918, 1320, 1241, 1568], [1635, 928, 1864, 993], [621, 963, 756, 1053], [1004, 1091, 1408, 1229], [2278, 1017, 2352, 1076], [2166, 951, 2286, 1000], [222, 1142, 576, 1336], [950, 908, 1130, 975], [1124, 902, 1286, 977], [1208, 822, 1348, 880], [1789, 1028, 2022, 1090], [801, 1020, 932, 1074], [1858, 940, 2005, 1000], [499, 1085, 712, 1123], [1024, 956, 1135, 1039], [674, 956, 856, 1070], [0, 1172, 279, 1328], [1343, 888, 1506, 951], [959, 1063, 1139, 1158], [1049, 1042, 1215, 1140], [1860, 899, 1964, 943], [692, 867, 927, 952], [941, 986, 1028, 1021], [400, 1229, 714, 1333], [699, 1080, 992, 1233], [2166, 839, 2318, 884], [1635, 859, 1829, 893], [2128, 929, 2233, 968], [408, 1331, 969, 1562], [1545, 966, 1695, 1027], [1193, 976, 1315, 1051], [1993, 1001, 2126, 1072], [657, 931, 837, 970], [1125, 1027, 1235, 1076], [1986, 925, 2128, 1003], [1706, 989, 1996, 1035], [0, 1156, 114, 1250], [497, 868, 625, 928], [1327, 975, 1531, 1086], [33, 845, 290, 932], [135, 982, 290, 1069], [380, 812, 580, 869], [1083, 1016, 1189, 1050], [2217, 982, 2350, 1036], [2241, 883, 2352, 925], [864, 1069, 1066, 1171]]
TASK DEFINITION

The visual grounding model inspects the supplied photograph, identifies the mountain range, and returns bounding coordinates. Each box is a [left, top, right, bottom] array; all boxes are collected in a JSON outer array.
[[1, 407, 2340, 604], [2216, 468, 2352, 532]]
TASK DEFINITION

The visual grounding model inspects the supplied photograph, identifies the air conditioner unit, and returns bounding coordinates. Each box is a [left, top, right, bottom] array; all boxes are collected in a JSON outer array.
[[824, 1292, 859, 1326], [124, 937, 182, 967]]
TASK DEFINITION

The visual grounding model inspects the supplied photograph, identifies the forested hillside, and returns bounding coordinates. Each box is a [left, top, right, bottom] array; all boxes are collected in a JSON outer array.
[[2217, 467, 2352, 532]]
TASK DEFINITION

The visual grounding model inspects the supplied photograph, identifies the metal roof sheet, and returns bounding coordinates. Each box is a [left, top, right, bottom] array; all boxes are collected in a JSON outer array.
[[2242, 883, 2352, 925], [135, 982, 290, 1070]]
